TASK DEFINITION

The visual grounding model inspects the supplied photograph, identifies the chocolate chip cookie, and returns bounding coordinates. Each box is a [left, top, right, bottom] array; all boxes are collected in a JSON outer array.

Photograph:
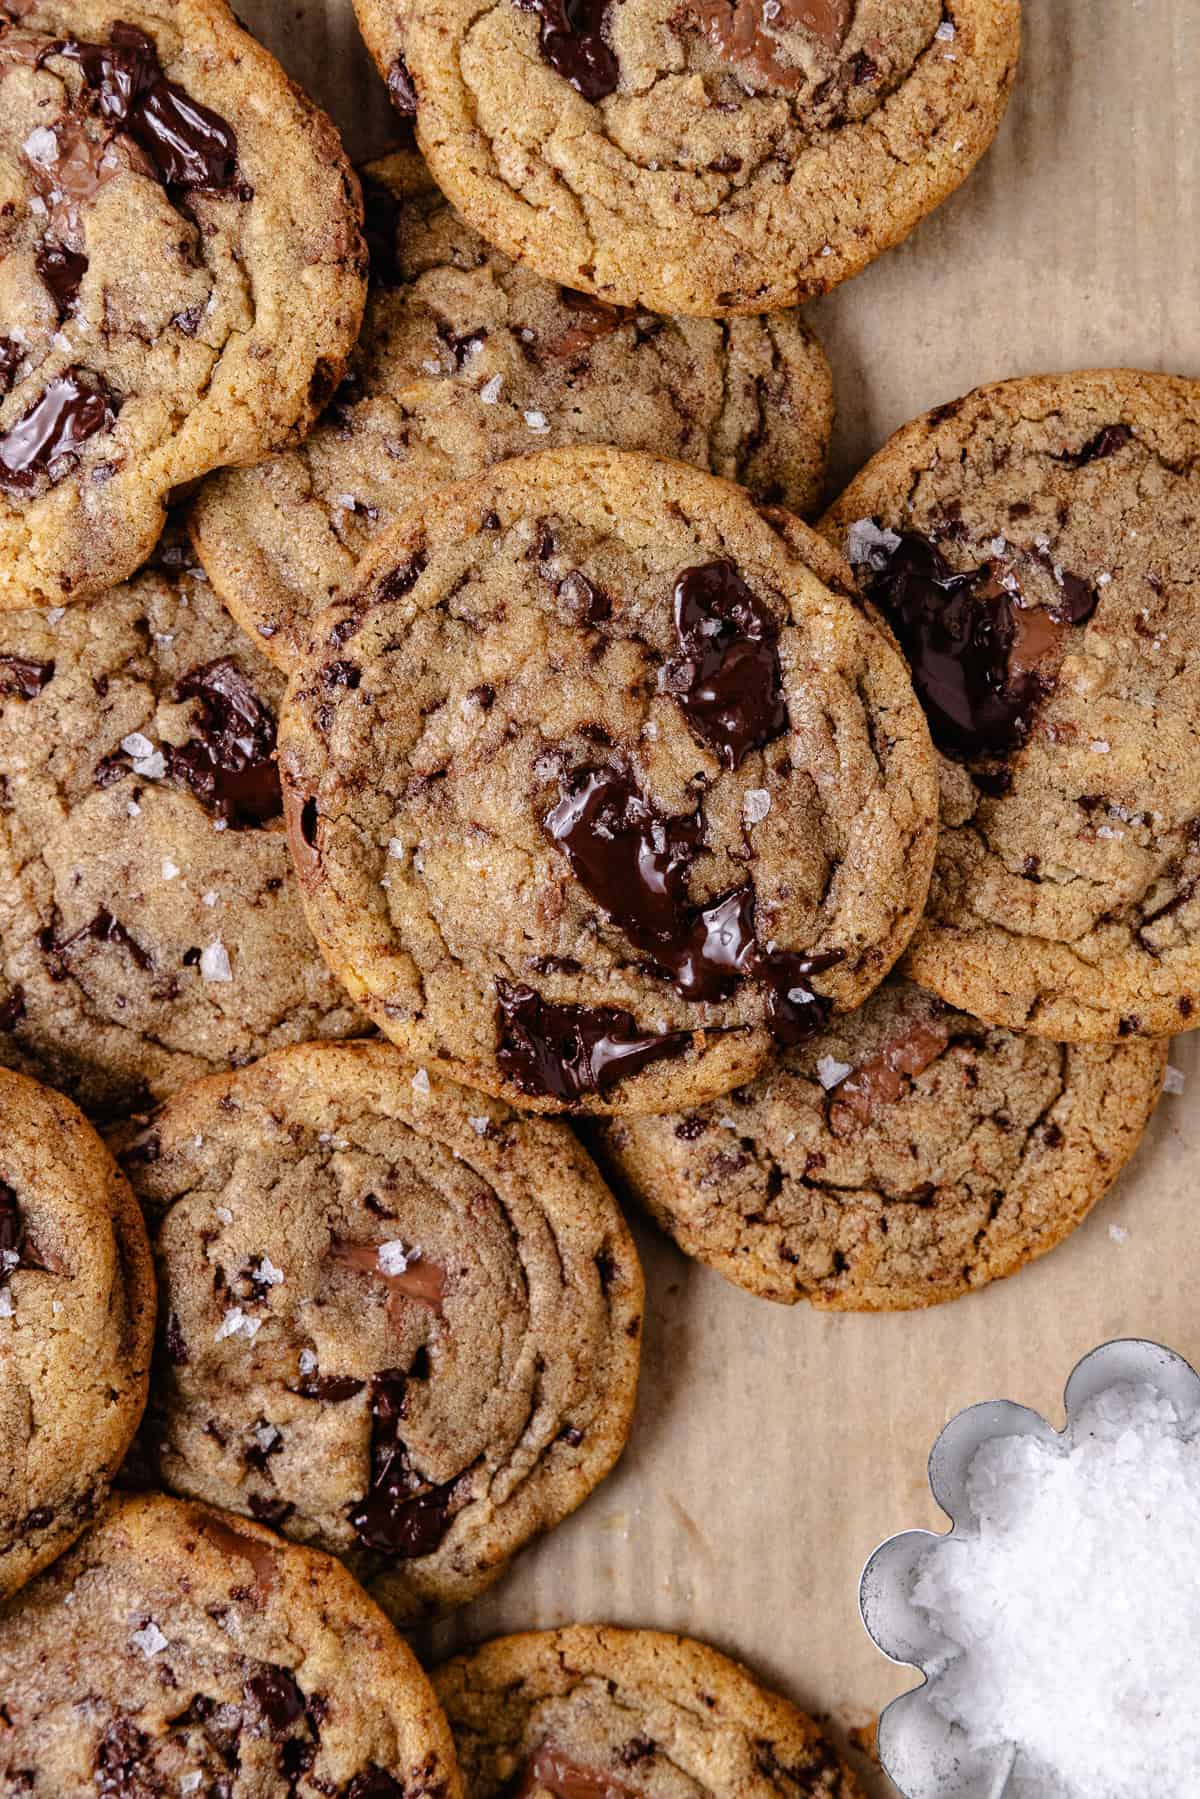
[[0, 1067, 154, 1600], [0, 536, 363, 1122], [351, 0, 1019, 317], [0, 1490, 462, 1797], [823, 370, 1200, 1041], [0, 0, 367, 609], [190, 149, 834, 675], [593, 975, 1166, 1308], [116, 1039, 643, 1624], [279, 448, 938, 1114], [433, 1627, 862, 1799]]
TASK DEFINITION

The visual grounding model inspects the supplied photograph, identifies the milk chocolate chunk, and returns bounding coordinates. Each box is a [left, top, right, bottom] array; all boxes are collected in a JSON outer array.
[[0, 373, 117, 493], [517, 1746, 640, 1799], [511, 0, 619, 101], [496, 981, 688, 1100], [664, 560, 786, 769]]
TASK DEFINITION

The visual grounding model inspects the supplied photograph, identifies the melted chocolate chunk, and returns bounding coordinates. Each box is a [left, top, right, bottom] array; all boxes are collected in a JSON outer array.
[[387, 53, 418, 114], [0, 372, 117, 493], [35, 242, 88, 316], [0, 656, 54, 698], [495, 980, 688, 1100], [1063, 423, 1134, 467], [376, 551, 427, 602], [166, 659, 282, 827], [40, 907, 153, 976], [517, 1746, 641, 1799], [291, 1372, 365, 1402], [864, 532, 1097, 758], [558, 569, 612, 622], [664, 561, 787, 769], [348, 1371, 464, 1557], [512, 0, 618, 100], [62, 22, 240, 191], [543, 764, 837, 1034], [0, 338, 20, 397], [246, 1666, 305, 1733]]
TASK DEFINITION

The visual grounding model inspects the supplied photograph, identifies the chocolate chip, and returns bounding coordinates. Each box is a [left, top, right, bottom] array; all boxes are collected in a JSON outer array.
[[164, 1312, 188, 1365], [757, 947, 842, 1045], [246, 1666, 305, 1733], [348, 1370, 466, 1557], [300, 797, 318, 847], [342, 1774, 408, 1799], [62, 23, 241, 192], [93, 1718, 151, 1796], [0, 338, 20, 398], [40, 908, 153, 977], [166, 659, 281, 827], [511, 0, 618, 100], [0, 656, 54, 698], [0, 987, 26, 1032], [290, 1372, 365, 1402], [248, 1494, 295, 1528], [663, 560, 787, 769], [1062, 423, 1134, 467], [34, 243, 88, 317], [558, 569, 612, 622], [0, 372, 118, 493], [674, 1116, 705, 1140], [386, 53, 418, 113], [495, 980, 688, 1101], [0, 1184, 26, 1286], [376, 551, 427, 601]]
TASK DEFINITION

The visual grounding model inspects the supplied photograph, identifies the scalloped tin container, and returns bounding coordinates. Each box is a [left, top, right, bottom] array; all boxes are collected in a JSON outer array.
[[858, 1338, 1200, 1799]]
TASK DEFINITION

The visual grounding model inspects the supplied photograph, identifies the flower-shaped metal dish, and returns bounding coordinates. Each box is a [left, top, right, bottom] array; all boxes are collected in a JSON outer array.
[[858, 1338, 1200, 1798]]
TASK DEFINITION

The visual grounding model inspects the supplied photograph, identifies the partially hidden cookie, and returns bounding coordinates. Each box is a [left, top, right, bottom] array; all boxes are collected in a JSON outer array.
[[190, 149, 835, 674], [0, 1490, 462, 1797], [280, 447, 939, 1115], [593, 975, 1167, 1308], [0, 1067, 154, 1600], [0, 535, 363, 1122], [352, 0, 1019, 316], [0, 0, 366, 608], [433, 1627, 862, 1799], [822, 370, 1200, 1041], [116, 1039, 643, 1624]]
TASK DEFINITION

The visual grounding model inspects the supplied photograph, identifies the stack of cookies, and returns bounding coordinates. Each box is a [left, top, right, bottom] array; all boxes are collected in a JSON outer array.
[[0, 0, 1191, 1790]]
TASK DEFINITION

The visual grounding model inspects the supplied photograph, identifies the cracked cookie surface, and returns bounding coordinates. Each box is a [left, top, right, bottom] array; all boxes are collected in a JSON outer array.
[[0, 0, 366, 609], [594, 975, 1166, 1308], [433, 1627, 862, 1799], [0, 1066, 154, 1601], [279, 447, 938, 1115], [0, 537, 363, 1122], [190, 148, 834, 673], [351, 0, 1018, 316], [116, 1039, 642, 1624], [823, 370, 1200, 1041], [0, 1490, 462, 1797]]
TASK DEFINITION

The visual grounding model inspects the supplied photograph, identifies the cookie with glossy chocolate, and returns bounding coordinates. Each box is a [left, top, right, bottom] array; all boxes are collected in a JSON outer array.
[[594, 975, 1166, 1308], [434, 1627, 862, 1799], [352, 0, 1018, 317], [0, 0, 366, 609], [0, 1491, 462, 1797], [279, 447, 938, 1115], [0, 535, 362, 1121], [117, 1039, 642, 1624], [189, 148, 834, 674], [0, 1067, 154, 1600], [823, 370, 1200, 1041]]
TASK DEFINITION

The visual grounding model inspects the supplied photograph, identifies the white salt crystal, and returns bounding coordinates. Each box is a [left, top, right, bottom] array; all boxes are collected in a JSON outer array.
[[133, 750, 167, 779], [214, 1205, 232, 1222], [162, 859, 180, 881], [935, 18, 956, 37], [200, 941, 232, 983], [990, 535, 1007, 556], [524, 409, 550, 433], [121, 732, 155, 760], [202, 891, 218, 907], [479, 375, 503, 404], [846, 518, 901, 570], [252, 1422, 279, 1452], [468, 1116, 491, 1136], [298, 1348, 318, 1375], [743, 788, 771, 825], [23, 126, 59, 165], [377, 1240, 413, 1275], [911, 1382, 1200, 1797], [816, 1055, 851, 1091], [130, 1621, 168, 1659], [388, 837, 406, 860], [127, 801, 141, 818], [46, 607, 65, 625], [718, 1116, 737, 1130], [0, 1290, 13, 1318], [412, 1067, 431, 1094], [1090, 740, 1111, 754], [214, 1307, 261, 1342], [181, 1775, 203, 1794], [254, 1256, 284, 1287], [1164, 1065, 1186, 1095]]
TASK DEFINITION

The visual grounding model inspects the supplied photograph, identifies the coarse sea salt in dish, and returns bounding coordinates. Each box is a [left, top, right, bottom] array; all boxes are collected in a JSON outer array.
[[860, 1341, 1200, 1799], [912, 1382, 1200, 1797]]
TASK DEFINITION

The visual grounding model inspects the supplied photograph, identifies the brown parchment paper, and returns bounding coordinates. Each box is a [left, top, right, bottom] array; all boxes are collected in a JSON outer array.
[[221, 2, 1200, 1788]]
